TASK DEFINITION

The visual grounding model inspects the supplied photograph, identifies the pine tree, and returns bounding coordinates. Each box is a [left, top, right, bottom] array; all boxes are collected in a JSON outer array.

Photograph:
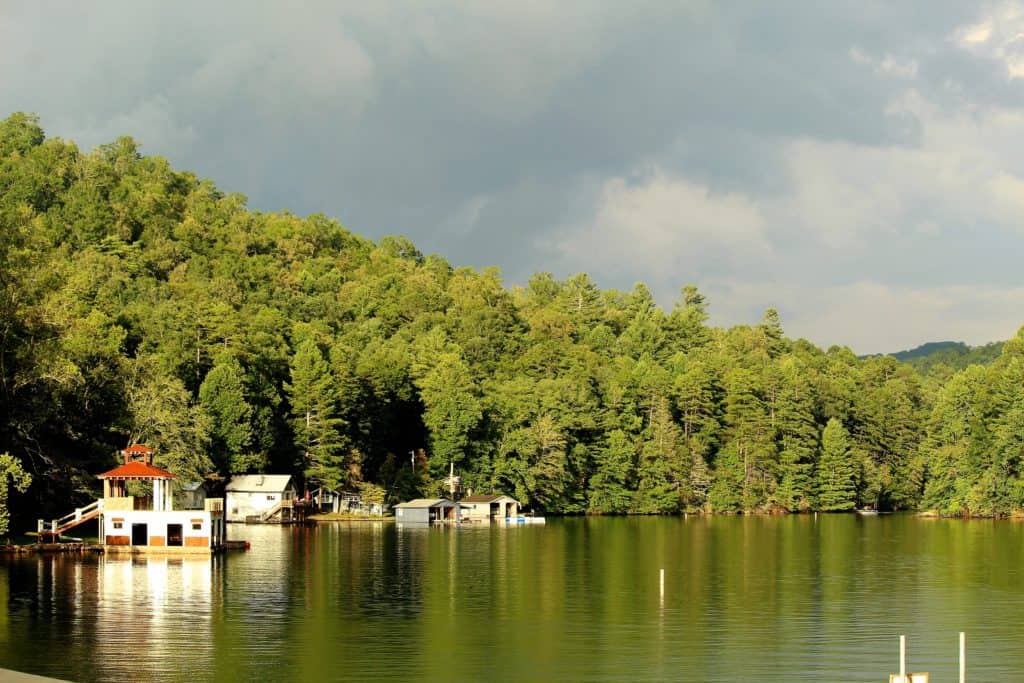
[[664, 285, 711, 354], [588, 429, 635, 513], [199, 353, 254, 474], [635, 397, 682, 513], [816, 418, 857, 511], [414, 350, 481, 475], [716, 366, 774, 510], [287, 339, 346, 490], [772, 359, 818, 510]]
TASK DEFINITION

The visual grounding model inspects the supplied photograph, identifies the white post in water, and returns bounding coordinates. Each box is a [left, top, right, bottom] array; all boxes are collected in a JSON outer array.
[[659, 568, 665, 601], [900, 635, 907, 682], [960, 631, 966, 683]]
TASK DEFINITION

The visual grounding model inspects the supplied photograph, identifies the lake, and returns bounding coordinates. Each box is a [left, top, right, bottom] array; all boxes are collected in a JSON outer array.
[[2, 515, 1023, 682]]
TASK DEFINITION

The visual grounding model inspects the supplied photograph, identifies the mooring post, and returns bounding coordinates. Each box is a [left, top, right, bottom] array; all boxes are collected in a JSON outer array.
[[659, 568, 665, 601], [960, 631, 966, 683], [900, 634, 906, 683]]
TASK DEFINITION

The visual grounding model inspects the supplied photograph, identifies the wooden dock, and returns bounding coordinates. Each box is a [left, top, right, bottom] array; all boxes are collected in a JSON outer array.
[[0, 667, 72, 682]]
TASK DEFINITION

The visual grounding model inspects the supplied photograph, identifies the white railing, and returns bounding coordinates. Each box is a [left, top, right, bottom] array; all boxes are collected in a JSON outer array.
[[38, 499, 103, 536]]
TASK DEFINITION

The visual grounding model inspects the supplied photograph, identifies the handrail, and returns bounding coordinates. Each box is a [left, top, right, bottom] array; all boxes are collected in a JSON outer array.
[[53, 499, 101, 527], [38, 499, 104, 537], [261, 499, 286, 520]]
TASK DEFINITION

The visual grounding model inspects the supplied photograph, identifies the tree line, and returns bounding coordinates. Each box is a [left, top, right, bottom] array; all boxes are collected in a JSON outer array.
[[1, 112, 1022, 525]]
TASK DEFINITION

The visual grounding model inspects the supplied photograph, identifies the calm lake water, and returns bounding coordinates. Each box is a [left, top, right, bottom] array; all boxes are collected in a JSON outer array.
[[2, 515, 1024, 682]]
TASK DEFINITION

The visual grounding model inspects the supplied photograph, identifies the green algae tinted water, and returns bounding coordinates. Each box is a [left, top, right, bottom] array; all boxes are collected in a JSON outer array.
[[3, 515, 1024, 682]]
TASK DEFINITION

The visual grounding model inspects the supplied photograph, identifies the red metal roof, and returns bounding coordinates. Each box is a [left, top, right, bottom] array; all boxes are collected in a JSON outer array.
[[98, 460, 176, 480]]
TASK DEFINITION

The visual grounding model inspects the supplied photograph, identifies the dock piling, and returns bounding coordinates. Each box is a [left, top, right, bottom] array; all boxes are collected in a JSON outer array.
[[959, 632, 965, 683], [900, 634, 906, 682]]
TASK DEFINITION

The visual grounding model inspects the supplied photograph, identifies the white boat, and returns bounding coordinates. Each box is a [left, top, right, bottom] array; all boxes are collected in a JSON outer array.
[[505, 516, 546, 524]]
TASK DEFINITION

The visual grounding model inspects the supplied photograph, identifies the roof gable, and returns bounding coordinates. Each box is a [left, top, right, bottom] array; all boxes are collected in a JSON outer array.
[[98, 460, 176, 480], [394, 498, 453, 508], [225, 474, 294, 493], [461, 494, 517, 504]]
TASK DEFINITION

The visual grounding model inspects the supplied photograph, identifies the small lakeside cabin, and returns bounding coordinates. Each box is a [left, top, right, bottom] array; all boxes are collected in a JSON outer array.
[[460, 494, 519, 522], [225, 474, 298, 523], [393, 499, 458, 524], [96, 445, 225, 554]]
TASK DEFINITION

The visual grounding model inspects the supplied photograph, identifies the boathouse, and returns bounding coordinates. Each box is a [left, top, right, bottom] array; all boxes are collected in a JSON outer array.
[[96, 445, 225, 554], [460, 494, 519, 521], [225, 474, 297, 523], [393, 499, 458, 524]]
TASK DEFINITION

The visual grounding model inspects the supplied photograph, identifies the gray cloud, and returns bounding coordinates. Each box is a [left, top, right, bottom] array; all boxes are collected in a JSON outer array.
[[3, 1, 1022, 353]]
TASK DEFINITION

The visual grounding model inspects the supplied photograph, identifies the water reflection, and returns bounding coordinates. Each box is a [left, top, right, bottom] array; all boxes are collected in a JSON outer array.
[[5, 517, 1024, 682], [93, 556, 216, 681]]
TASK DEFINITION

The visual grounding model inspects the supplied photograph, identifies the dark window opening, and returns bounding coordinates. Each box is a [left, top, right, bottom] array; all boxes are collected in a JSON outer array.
[[131, 523, 148, 546]]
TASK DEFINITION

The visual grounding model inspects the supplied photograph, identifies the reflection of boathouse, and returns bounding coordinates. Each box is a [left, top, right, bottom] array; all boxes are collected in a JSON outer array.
[[97, 445, 225, 553]]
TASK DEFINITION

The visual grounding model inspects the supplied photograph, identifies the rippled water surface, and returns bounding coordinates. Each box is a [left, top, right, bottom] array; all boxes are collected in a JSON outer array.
[[3, 515, 1024, 682]]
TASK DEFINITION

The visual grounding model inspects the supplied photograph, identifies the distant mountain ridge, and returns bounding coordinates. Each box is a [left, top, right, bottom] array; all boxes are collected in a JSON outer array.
[[889, 341, 968, 360], [876, 340, 1004, 372]]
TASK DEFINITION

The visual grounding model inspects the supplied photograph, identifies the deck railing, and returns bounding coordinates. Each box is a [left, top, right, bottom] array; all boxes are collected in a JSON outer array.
[[38, 499, 103, 536]]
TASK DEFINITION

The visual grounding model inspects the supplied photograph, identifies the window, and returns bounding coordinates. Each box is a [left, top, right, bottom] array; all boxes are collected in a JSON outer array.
[[112, 519, 124, 530], [266, 494, 276, 501], [191, 519, 203, 531]]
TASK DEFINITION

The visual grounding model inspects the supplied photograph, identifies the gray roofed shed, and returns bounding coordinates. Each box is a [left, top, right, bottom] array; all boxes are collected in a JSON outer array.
[[394, 498, 457, 524]]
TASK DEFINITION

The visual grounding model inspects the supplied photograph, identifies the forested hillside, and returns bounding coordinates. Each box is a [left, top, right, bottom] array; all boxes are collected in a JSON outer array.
[[3, 112, 1024, 522], [884, 341, 1004, 374]]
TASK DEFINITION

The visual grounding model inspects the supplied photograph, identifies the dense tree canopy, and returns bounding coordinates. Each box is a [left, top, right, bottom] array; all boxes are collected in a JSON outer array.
[[0, 112, 1020, 526]]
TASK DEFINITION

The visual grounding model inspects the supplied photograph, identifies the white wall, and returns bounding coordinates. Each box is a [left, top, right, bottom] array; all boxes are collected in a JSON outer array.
[[103, 509, 221, 547], [225, 490, 285, 522]]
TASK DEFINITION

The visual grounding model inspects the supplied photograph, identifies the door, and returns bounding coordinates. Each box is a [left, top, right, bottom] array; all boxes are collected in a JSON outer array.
[[131, 523, 148, 546], [167, 524, 183, 547]]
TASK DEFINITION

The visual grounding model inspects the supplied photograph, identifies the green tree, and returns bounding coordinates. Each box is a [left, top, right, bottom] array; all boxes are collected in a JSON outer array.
[[664, 285, 711, 353], [635, 397, 682, 513], [287, 340, 346, 490], [0, 113, 45, 157], [588, 429, 635, 513], [816, 418, 857, 511], [0, 453, 32, 538], [414, 350, 481, 475], [124, 356, 213, 482], [199, 354, 256, 474]]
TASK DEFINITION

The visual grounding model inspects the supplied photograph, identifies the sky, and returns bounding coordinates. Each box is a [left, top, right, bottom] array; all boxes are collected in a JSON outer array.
[[3, 1, 1024, 354]]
